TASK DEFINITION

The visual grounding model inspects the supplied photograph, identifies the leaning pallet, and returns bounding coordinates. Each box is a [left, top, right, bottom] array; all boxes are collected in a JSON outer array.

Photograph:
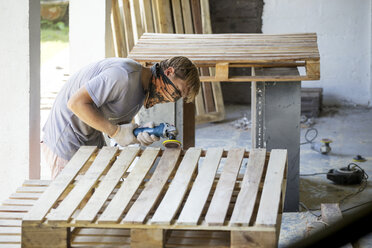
[[111, 0, 225, 124], [21, 146, 287, 247]]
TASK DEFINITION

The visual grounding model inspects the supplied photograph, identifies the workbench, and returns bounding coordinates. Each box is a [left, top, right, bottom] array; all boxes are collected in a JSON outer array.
[[21, 146, 288, 247], [128, 33, 320, 211]]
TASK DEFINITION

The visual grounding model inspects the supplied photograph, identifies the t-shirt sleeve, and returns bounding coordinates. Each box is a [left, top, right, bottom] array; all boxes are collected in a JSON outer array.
[[85, 68, 128, 107]]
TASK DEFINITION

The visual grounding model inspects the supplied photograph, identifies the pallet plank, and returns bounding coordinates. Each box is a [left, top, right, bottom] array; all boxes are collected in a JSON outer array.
[[75, 147, 140, 224], [180, 0, 194, 34], [23, 146, 97, 222], [48, 147, 118, 223], [98, 147, 160, 224], [123, 148, 181, 224], [122, 0, 135, 53], [0, 220, 22, 227], [151, 148, 202, 225], [205, 148, 245, 226], [0, 205, 31, 212], [177, 148, 223, 225], [255, 149, 287, 226], [112, 0, 127, 57], [22, 180, 51, 187], [171, 0, 184, 34], [1, 199, 36, 206], [0, 227, 21, 235], [142, 0, 154, 33], [230, 149, 266, 226]]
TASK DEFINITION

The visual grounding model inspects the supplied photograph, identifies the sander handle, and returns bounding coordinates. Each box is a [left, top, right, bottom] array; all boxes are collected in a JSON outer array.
[[133, 123, 165, 138]]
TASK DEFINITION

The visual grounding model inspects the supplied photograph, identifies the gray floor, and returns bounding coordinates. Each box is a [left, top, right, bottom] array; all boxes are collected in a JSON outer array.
[[195, 104, 372, 247]]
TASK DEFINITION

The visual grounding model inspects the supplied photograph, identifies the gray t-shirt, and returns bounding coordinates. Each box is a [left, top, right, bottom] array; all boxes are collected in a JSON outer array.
[[43, 58, 145, 160]]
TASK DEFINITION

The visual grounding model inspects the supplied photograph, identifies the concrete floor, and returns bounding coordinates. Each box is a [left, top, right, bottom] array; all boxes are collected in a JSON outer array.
[[39, 49, 372, 246], [196, 104, 372, 247]]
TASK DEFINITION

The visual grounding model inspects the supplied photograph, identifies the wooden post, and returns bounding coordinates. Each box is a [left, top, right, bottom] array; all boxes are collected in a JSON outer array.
[[231, 229, 278, 248], [306, 59, 320, 80], [22, 223, 70, 248], [131, 229, 164, 248]]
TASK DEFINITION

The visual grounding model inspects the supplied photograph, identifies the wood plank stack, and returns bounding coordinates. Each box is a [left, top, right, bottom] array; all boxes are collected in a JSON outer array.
[[111, 0, 225, 124], [20, 145, 288, 247]]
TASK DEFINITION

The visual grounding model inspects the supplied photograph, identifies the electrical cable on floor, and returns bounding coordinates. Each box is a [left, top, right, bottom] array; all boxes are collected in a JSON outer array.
[[300, 127, 318, 145], [299, 202, 321, 218], [342, 200, 372, 213], [338, 163, 369, 204], [300, 172, 328, 176]]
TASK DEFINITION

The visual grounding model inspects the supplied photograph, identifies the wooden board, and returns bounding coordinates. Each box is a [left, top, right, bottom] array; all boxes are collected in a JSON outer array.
[[230, 149, 266, 226], [151, 148, 201, 225], [177, 148, 223, 225], [255, 149, 287, 226], [123, 148, 181, 224], [205, 148, 244, 226]]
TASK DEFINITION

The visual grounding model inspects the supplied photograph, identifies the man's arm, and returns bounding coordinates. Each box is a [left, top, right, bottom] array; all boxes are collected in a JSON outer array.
[[67, 85, 118, 137]]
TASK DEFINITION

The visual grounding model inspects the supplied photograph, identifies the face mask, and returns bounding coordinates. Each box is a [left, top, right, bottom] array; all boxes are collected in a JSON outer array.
[[143, 63, 182, 109]]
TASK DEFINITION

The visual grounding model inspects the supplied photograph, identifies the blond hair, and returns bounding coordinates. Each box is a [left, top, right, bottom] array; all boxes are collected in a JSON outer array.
[[160, 56, 200, 103]]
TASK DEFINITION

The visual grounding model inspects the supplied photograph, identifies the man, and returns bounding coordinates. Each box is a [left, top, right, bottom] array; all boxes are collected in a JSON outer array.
[[42, 56, 200, 179]]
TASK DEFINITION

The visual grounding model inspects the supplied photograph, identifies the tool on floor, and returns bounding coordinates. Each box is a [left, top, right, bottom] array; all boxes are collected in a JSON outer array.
[[133, 122, 181, 148], [311, 138, 332, 155], [353, 154, 367, 162], [327, 163, 366, 185]]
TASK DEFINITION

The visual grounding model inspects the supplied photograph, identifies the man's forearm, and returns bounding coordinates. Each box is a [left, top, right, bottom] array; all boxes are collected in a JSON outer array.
[[67, 86, 118, 137], [72, 102, 118, 137]]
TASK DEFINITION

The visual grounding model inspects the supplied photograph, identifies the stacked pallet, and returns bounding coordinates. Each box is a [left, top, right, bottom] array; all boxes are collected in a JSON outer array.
[[129, 32, 320, 82], [21, 146, 288, 247], [301, 87, 323, 118]]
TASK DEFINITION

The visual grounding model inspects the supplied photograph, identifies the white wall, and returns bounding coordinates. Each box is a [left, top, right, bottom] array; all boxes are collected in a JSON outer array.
[[69, 0, 115, 73], [0, 1, 40, 202], [263, 0, 372, 106]]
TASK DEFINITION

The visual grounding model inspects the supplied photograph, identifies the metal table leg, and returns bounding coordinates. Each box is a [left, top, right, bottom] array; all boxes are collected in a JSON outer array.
[[252, 67, 301, 212]]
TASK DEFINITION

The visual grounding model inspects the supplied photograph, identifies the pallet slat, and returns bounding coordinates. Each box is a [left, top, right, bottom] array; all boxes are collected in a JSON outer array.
[[151, 148, 202, 225], [75, 147, 140, 224], [23, 146, 97, 222], [48, 147, 118, 223], [255, 149, 287, 226], [177, 148, 223, 225], [205, 148, 245, 226], [123, 148, 181, 224], [98, 147, 160, 223], [230, 149, 266, 226]]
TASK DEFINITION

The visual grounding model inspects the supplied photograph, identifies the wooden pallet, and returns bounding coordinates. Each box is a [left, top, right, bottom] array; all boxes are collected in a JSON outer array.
[[128, 32, 320, 82], [21, 146, 287, 247]]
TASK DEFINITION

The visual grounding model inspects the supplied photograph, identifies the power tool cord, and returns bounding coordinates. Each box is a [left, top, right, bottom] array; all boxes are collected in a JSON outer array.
[[300, 127, 318, 145]]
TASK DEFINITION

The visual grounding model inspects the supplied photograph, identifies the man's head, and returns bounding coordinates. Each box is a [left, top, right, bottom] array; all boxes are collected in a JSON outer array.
[[159, 56, 200, 103]]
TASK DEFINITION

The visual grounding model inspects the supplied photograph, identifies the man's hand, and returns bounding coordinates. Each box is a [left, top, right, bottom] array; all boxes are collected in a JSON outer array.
[[137, 122, 160, 146], [112, 123, 138, 147]]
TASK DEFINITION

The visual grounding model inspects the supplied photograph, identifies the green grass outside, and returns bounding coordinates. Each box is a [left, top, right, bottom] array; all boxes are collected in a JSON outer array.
[[40, 21, 69, 64]]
